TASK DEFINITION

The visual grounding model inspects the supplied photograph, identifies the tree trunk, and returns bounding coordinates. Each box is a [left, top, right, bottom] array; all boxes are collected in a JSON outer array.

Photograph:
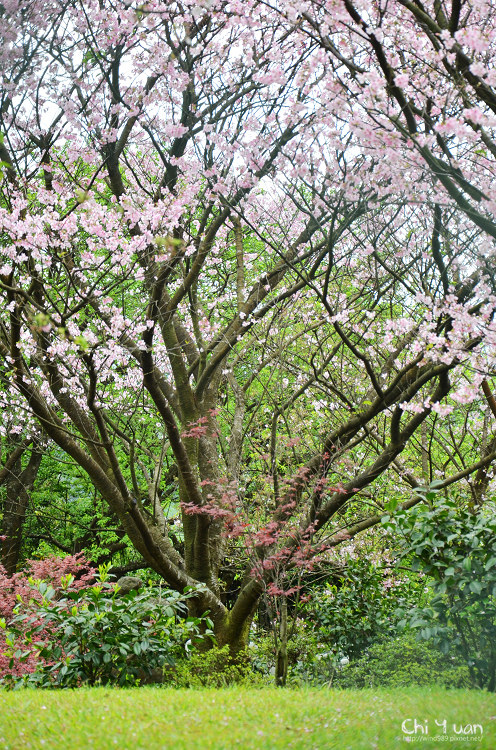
[[1, 445, 43, 575], [275, 597, 288, 687]]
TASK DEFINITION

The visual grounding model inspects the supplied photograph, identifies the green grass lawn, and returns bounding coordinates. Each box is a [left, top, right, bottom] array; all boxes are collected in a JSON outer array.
[[0, 687, 495, 749]]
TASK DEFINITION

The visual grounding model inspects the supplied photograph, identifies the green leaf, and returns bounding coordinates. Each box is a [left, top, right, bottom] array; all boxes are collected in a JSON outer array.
[[74, 335, 90, 352]]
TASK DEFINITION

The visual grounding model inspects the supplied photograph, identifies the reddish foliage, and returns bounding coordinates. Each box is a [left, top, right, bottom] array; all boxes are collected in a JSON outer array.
[[0, 554, 95, 679]]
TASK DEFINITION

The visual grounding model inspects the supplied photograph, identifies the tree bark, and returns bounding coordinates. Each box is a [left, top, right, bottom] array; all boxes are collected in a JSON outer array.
[[275, 597, 288, 687], [1, 444, 43, 575]]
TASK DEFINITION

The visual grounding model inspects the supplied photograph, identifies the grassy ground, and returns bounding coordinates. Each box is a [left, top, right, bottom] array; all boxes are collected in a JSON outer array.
[[0, 687, 495, 749]]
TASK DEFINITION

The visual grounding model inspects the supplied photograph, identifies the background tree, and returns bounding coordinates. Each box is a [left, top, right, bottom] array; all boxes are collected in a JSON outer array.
[[0, 433, 42, 575]]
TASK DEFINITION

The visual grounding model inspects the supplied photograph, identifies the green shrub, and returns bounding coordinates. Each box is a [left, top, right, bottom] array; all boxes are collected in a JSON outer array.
[[249, 626, 335, 686], [2, 571, 213, 688], [248, 628, 469, 689], [299, 557, 422, 663], [171, 645, 266, 688], [383, 492, 496, 690], [332, 633, 471, 689]]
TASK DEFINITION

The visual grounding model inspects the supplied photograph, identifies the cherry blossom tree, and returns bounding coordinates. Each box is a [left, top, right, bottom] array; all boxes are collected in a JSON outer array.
[[1, 0, 496, 652], [277, 0, 496, 238]]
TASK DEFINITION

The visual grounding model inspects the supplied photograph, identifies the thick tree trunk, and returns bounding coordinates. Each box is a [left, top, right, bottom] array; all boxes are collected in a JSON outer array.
[[214, 613, 254, 655], [205, 576, 263, 655]]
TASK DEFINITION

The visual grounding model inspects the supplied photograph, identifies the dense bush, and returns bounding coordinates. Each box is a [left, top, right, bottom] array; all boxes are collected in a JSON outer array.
[[0, 554, 95, 679], [249, 624, 471, 689], [171, 645, 265, 688], [298, 557, 422, 662], [332, 633, 471, 689], [1, 566, 214, 688], [248, 551, 426, 686], [280, 555, 424, 682], [384, 492, 496, 690]]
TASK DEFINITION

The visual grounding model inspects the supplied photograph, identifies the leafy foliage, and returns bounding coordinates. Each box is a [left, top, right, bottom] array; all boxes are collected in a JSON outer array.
[[333, 633, 471, 689], [170, 645, 263, 688], [1, 568, 213, 688], [301, 558, 421, 663], [0, 554, 95, 679], [384, 493, 496, 690]]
